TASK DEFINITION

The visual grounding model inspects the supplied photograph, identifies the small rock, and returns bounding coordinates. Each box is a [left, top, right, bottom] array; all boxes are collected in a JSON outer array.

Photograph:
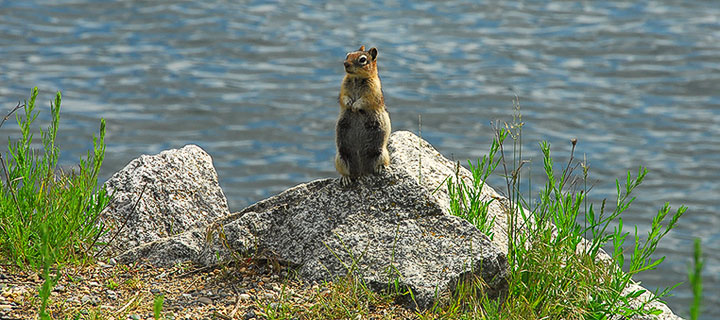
[[88, 281, 100, 287], [97, 262, 112, 268], [150, 288, 161, 295], [108, 258, 117, 266], [239, 293, 251, 301], [128, 314, 141, 320], [197, 297, 212, 305], [107, 290, 118, 300], [181, 293, 192, 300], [244, 309, 256, 320], [54, 284, 66, 292]]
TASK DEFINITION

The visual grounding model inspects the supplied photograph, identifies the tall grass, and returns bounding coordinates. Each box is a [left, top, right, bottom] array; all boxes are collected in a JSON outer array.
[[444, 103, 687, 319], [0, 87, 110, 269], [688, 238, 704, 320]]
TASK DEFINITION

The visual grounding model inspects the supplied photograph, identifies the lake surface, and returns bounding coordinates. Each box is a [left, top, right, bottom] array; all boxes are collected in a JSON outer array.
[[1, 0, 718, 317]]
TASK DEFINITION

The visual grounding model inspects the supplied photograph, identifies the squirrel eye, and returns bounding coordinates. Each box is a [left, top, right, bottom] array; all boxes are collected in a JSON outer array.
[[359, 55, 367, 64]]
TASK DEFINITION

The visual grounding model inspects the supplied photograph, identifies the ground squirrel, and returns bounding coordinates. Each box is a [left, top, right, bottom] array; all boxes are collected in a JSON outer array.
[[335, 45, 391, 186]]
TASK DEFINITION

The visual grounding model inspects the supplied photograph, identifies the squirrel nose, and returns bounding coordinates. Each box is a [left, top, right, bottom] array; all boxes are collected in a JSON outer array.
[[343, 61, 351, 68]]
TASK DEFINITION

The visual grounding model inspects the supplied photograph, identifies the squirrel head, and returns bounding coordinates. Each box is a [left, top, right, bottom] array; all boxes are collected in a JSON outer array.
[[343, 46, 378, 78]]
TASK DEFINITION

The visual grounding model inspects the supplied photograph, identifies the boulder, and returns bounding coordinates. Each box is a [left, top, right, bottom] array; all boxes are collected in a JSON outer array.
[[116, 131, 509, 309], [109, 131, 681, 318], [98, 145, 230, 256]]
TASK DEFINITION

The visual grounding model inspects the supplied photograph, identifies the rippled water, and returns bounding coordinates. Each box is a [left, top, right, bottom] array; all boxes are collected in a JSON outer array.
[[1, 0, 719, 317]]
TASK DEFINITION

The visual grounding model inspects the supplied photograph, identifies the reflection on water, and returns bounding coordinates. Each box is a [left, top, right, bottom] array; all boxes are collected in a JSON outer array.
[[1, 1, 719, 318]]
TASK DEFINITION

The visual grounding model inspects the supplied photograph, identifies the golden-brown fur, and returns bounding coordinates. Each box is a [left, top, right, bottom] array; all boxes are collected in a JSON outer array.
[[335, 46, 391, 186]]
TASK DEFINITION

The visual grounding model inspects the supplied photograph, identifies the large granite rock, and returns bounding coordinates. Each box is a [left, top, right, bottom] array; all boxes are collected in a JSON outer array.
[[98, 145, 230, 256], [116, 131, 509, 309], [108, 131, 682, 318]]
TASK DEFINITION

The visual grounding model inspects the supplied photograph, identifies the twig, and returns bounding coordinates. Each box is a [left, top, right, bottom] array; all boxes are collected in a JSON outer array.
[[0, 153, 23, 222], [94, 184, 147, 258], [228, 284, 243, 318], [212, 312, 231, 320], [0, 101, 24, 129], [0, 102, 26, 223], [116, 291, 141, 314], [178, 265, 216, 278]]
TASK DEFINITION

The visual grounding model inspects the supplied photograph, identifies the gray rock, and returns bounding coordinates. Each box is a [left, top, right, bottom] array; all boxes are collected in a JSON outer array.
[[99, 145, 230, 255], [118, 131, 509, 310], [112, 131, 680, 318], [197, 296, 213, 305], [81, 294, 100, 305], [243, 309, 256, 320]]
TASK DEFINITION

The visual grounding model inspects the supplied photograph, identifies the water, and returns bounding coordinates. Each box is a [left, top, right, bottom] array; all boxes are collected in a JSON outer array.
[[1, 0, 718, 317]]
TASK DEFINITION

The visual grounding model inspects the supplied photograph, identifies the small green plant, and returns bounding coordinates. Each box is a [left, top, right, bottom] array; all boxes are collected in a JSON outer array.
[[443, 102, 686, 319], [106, 278, 119, 290], [444, 128, 505, 240], [688, 238, 704, 320], [0, 87, 110, 319], [38, 225, 60, 320], [153, 294, 165, 320], [0, 87, 110, 269]]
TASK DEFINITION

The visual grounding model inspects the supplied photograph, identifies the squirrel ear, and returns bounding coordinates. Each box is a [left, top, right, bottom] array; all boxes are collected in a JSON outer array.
[[358, 45, 365, 51], [369, 47, 378, 60]]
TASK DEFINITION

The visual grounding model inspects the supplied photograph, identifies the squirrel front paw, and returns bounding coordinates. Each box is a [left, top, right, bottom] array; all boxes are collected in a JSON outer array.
[[350, 97, 364, 112], [341, 96, 353, 109], [339, 176, 353, 187]]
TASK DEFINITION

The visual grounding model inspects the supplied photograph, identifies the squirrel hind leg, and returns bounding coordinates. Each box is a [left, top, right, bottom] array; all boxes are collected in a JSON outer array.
[[335, 153, 354, 187]]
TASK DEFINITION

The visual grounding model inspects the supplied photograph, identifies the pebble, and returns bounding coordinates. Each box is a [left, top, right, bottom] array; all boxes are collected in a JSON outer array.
[[197, 297, 213, 305], [54, 284, 66, 292], [88, 281, 100, 287], [239, 293, 251, 301], [107, 290, 118, 300], [128, 314, 141, 320], [150, 288, 161, 295], [181, 293, 192, 300], [108, 258, 117, 266], [81, 294, 100, 305], [244, 309, 256, 320]]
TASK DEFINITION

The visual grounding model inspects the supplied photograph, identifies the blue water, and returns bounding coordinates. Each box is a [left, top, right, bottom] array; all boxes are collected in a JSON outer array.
[[1, 1, 719, 318]]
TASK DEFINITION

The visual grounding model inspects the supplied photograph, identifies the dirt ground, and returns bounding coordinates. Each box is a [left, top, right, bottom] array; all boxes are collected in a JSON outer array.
[[0, 259, 416, 320]]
